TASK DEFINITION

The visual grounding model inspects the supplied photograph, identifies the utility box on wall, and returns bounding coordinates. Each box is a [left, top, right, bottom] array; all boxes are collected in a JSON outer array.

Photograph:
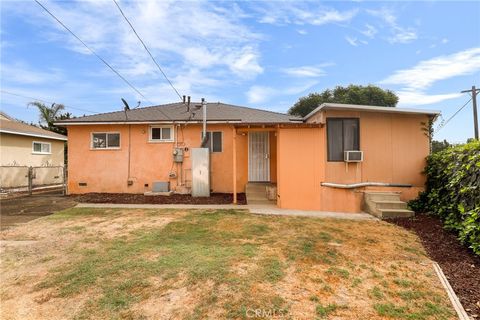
[[152, 181, 170, 192], [191, 148, 210, 197], [173, 148, 184, 163]]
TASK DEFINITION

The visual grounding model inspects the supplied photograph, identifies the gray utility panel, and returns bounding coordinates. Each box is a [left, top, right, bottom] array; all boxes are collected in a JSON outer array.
[[173, 148, 184, 163]]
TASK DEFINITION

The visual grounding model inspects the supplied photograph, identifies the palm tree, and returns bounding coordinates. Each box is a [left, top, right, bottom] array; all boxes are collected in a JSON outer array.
[[28, 101, 65, 129]]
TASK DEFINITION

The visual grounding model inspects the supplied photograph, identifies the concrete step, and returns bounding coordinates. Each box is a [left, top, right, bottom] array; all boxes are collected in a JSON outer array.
[[378, 209, 414, 218], [248, 199, 276, 205], [364, 192, 401, 202], [246, 194, 269, 201], [363, 192, 412, 219], [373, 200, 407, 210], [246, 184, 268, 192], [246, 183, 277, 205], [245, 187, 267, 193]]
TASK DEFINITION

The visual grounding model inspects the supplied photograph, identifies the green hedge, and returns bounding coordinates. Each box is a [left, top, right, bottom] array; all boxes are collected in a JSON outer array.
[[410, 141, 480, 255]]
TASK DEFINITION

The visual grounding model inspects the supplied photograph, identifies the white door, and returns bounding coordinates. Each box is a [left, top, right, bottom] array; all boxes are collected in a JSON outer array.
[[248, 132, 270, 182]]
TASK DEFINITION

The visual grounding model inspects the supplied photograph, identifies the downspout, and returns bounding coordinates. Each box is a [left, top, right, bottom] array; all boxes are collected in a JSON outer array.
[[124, 108, 132, 184], [128, 124, 131, 181], [321, 182, 412, 189], [175, 123, 180, 187], [202, 98, 206, 140]]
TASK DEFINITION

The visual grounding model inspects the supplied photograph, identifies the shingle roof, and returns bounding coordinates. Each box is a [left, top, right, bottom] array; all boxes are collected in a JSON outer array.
[[55, 102, 302, 124], [0, 118, 67, 141]]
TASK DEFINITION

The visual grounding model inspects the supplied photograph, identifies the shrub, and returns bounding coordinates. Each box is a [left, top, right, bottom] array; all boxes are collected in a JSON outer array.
[[410, 141, 480, 255]]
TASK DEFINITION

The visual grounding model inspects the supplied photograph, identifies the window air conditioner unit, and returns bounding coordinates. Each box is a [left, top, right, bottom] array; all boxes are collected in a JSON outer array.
[[344, 150, 363, 162]]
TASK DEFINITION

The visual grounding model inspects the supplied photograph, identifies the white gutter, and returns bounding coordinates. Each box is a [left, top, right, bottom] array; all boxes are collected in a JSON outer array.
[[304, 103, 441, 121], [321, 182, 412, 189], [0, 129, 67, 141]]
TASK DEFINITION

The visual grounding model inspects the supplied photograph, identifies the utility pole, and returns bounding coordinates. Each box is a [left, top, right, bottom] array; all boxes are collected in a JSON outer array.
[[461, 85, 479, 140]]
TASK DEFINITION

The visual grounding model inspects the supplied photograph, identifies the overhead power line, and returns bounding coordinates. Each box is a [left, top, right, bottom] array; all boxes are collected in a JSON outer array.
[[436, 97, 472, 132], [34, 0, 154, 105], [112, 0, 183, 102], [1, 89, 97, 114]]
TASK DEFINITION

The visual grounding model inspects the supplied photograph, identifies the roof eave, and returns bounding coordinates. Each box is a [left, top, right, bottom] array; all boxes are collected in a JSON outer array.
[[304, 103, 441, 120], [0, 129, 68, 141]]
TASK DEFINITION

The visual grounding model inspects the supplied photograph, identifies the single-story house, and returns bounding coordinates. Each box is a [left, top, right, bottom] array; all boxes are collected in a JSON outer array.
[[0, 111, 67, 189], [0, 112, 67, 166], [56, 102, 439, 215]]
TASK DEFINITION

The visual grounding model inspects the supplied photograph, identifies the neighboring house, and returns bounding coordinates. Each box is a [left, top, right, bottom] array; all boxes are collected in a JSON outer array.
[[56, 102, 439, 214], [0, 112, 67, 189]]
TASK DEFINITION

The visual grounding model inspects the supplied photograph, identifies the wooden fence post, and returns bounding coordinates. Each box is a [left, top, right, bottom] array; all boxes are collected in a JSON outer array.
[[62, 166, 67, 196], [27, 166, 33, 195]]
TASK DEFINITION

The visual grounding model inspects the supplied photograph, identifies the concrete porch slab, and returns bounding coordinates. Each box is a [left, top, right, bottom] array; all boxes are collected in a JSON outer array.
[[249, 207, 377, 220]]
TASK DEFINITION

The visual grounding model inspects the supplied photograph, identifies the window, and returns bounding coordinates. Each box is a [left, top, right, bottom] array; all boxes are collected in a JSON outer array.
[[202, 131, 223, 152], [32, 141, 51, 154], [92, 133, 120, 149], [327, 118, 359, 161], [149, 126, 173, 142]]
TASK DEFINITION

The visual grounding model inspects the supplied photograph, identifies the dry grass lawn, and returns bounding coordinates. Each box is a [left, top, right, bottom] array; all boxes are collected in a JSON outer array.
[[0, 208, 455, 319]]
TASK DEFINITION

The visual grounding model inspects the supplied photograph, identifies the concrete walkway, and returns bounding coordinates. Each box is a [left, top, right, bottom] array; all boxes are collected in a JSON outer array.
[[250, 207, 377, 220], [75, 203, 376, 221]]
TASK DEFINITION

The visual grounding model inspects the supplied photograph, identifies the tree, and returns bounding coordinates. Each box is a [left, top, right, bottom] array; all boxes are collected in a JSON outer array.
[[288, 85, 399, 117], [28, 101, 70, 135], [431, 139, 451, 153]]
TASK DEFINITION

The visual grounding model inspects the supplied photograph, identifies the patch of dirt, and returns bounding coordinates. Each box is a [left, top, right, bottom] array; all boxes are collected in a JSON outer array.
[[129, 279, 214, 319], [389, 214, 480, 317], [258, 218, 451, 320], [71, 192, 247, 205], [0, 194, 77, 230], [0, 209, 183, 320], [1, 210, 457, 320]]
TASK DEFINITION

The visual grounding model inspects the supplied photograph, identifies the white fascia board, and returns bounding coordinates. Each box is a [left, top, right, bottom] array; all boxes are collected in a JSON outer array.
[[304, 103, 441, 120], [0, 129, 67, 141]]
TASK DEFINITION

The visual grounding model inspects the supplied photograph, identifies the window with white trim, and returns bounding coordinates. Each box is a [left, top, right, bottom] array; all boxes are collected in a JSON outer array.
[[32, 141, 51, 154], [327, 118, 360, 161], [202, 131, 223, 152], [92, 133, 120, 149], [149, 126, 173, 142]]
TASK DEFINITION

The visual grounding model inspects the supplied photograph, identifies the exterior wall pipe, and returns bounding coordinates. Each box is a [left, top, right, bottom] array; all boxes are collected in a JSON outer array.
[[202, 98, 206, 140], [232, 126, 237, 204], [321, 182, 412, 189]]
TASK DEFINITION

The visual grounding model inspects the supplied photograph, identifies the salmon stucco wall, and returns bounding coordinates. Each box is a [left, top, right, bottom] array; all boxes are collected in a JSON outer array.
[[67, 124, 248, 194], [276, 127, 324, 210], [277, 111, 431, 212], [322, 110, 429, 187]]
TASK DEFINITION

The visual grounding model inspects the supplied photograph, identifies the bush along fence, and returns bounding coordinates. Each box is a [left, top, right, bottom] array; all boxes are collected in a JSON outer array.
[[410, 141, 480, 255]]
